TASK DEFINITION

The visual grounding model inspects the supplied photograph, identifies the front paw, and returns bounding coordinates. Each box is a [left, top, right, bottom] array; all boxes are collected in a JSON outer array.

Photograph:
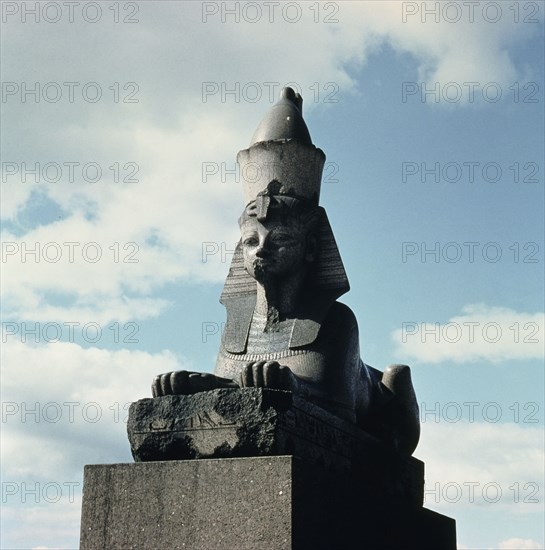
[[240, 361, 297, 391], [152, 371, 227, 397]]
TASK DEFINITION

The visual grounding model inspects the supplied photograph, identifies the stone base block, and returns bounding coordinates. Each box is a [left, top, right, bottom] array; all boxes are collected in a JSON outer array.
[[128, 388, 424, 506], [80, 456, 456, 550]]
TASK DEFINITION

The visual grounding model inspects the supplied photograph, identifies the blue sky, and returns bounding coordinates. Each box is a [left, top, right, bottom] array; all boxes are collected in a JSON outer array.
[[1, 2, 544, 548]]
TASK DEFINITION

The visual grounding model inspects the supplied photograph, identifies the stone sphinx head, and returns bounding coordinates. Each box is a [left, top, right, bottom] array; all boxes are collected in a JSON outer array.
[[220, 87, 350, 352]]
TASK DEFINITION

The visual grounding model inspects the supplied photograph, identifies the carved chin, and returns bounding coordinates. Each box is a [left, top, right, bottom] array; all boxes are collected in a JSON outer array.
[[253, 262, 269, 280], [247, 260, 278, 282]]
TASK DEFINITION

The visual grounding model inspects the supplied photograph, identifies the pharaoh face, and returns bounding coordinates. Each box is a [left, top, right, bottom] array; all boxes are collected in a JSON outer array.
[[241, 217, 313, 282]]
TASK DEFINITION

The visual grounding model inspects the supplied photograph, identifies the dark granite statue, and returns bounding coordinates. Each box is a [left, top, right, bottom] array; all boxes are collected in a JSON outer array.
[[152, 87, 420, 456], [85, 88, 456, 550]]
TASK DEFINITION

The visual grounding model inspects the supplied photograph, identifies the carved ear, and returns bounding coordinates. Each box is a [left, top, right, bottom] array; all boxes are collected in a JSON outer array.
[[305, 232, 318, 263]]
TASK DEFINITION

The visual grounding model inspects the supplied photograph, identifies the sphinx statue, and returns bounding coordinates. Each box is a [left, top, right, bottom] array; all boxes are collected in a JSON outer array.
[[82, 88, 457, 550], [152, 87, 420, 456]]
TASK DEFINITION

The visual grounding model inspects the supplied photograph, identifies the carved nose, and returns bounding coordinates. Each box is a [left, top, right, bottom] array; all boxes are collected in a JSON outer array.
[[255, 234, 272, 257]]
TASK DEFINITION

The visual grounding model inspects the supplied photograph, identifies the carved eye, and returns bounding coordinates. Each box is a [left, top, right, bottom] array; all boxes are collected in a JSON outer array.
[[243, 236, 259, 247], [270, 232, 293, 245]]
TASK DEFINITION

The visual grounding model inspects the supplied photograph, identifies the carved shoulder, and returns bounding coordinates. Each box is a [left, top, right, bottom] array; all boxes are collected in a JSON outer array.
[[318, 301, 360, 362], [323, 301, 359, 335]]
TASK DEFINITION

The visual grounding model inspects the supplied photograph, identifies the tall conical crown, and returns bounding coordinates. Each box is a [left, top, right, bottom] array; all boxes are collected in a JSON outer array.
[[250, 86, 311, 144], [237, 87, 326, 207]]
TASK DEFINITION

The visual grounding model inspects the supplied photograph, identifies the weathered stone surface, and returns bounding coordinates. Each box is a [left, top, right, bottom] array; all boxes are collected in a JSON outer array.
[[80, 456, 456, 550], [80, 457, 293, 550], [128, 388, 424, 506]]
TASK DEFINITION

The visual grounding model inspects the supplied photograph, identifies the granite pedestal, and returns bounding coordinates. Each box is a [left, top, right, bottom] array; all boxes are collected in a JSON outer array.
[[80, 456, 455, 550], [80, 389, 456, 549]]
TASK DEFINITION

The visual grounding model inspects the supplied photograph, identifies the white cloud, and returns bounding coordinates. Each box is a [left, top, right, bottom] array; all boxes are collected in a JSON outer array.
[[498, 538, 544, 549], [458, 542, 544, 550], [308, 0, 541, 91], [1, 500, 81, 550], [392, 304, 544, 364], [1, 340, 185, 479], [1, 114, 242, 325], [417, 421, 544, 513]]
